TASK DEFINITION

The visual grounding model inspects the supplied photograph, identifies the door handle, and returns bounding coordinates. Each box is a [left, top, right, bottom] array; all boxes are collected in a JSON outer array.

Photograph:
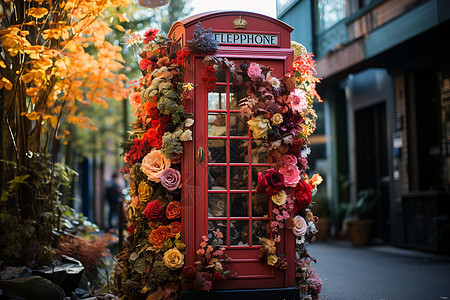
[[197, 147, 204, 164]]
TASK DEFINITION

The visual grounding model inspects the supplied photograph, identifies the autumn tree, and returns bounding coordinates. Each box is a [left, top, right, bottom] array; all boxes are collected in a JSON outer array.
[[0, 0, 130, 266]]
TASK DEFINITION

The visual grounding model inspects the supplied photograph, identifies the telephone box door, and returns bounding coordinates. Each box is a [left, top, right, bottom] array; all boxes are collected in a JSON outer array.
[[195, 58, 287, 289]]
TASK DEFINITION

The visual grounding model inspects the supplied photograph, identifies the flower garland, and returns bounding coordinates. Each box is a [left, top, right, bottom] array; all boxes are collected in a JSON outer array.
[[203, 47, 324, 296], [116, 30, 194, 299]]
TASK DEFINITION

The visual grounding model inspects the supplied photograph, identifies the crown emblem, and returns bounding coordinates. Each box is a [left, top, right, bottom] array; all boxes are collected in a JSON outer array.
[[233, 16, 248, 29]]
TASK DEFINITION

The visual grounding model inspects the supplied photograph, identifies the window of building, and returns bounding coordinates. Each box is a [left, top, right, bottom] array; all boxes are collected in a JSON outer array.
[[317, 0, 346, 31]]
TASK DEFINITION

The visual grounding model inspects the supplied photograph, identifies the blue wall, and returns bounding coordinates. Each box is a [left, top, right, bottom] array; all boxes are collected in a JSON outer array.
[[278, 0, 314, 52]]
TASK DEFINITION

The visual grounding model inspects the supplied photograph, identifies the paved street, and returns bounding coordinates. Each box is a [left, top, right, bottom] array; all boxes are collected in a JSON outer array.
[[309, 241, 450, 300]]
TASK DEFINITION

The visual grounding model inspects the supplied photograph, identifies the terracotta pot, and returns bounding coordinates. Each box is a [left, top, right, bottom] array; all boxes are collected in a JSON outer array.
[[347, 219, 374, 246]]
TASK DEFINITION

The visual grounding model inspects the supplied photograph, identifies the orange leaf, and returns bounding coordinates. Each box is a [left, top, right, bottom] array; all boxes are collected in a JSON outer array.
[[0, 77, 13, 90], [28, 7, 48, 18], [21, 72, 34, 83], [117, 14, 129, 23]]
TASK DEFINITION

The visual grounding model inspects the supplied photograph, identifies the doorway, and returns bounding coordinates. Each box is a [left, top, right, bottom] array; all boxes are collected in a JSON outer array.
[[354, 102, 391, 241]]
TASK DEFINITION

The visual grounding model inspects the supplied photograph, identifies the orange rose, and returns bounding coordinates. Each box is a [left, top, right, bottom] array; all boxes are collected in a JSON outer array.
[[148, 226, 168, 248], [166, 201, 181, 219], [168, 221, 182, 238]]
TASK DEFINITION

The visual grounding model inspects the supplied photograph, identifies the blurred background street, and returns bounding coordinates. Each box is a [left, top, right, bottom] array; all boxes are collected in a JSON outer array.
[[310, 241, 450, 300]]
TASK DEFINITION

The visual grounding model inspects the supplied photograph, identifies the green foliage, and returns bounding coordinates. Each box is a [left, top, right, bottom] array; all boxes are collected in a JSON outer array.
[[341, 189, 377, 220]]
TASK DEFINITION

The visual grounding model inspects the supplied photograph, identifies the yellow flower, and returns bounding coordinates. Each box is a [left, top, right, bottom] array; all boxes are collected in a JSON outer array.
[[163, 248, 184, 270], [271, 113, 283, 125], [267, 255, 278, 266], [247, 115, 271, 139], [271, 190, 287, 206], [306, 173, 323, 187], [138, 181, 152, 203]]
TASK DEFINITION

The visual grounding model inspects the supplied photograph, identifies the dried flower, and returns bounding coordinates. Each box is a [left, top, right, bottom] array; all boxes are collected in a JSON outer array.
[[163, 248, 184, 270], [141, 150, 171, 183], [148, 226, 168, 248], [144, 200, 165, 221], [160, 168, 182, 191], [247, 115, 272, 139], [271, 190, 287, 206], [165, 201, 181, 219], [292, 215, 307, 236]]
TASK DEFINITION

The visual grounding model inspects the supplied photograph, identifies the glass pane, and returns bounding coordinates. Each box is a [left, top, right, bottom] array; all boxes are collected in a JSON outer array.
[[208, 220, 227, 245], [252, 193, 269, 217], [209, 166, 227, 190], [208, 113, 227, 136], [230, 166, 248, 190], [208, 139, 226, 163], [208, 194, 227, 217], [215, 68, 226, 83], [252, 140, 270, 163], [230, 220, 249, 246], [230, 85, 247, 110], [230, 194, 248, 217], [252, 166, 268, 190], [230, 140, 248, 163], [252, 220, 270, 245], [208, 85, 226, 110], [230, 112, 248, 136]]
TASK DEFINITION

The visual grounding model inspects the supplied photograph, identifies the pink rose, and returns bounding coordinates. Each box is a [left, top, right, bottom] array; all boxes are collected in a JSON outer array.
[[129, 92, 141, 108], [281, 154, 298, 167], [292, 215, 307, 236], [247, 62, 263, 80], [160, 168, 182, 191], [279, 165, 300, 187], [289, 89, 307, 113], [141, 150, 171, 183]]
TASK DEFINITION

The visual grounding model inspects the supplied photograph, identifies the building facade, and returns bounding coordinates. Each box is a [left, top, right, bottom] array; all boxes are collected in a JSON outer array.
[[278, 0, 450, 251]]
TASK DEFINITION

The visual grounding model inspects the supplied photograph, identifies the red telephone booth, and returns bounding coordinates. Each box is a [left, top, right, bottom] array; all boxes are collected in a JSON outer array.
[[169, 11, 299, 299]]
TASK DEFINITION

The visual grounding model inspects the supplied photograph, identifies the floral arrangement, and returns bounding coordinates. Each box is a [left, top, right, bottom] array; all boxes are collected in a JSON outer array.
[[202, 45, 324, 298], [187, 22, 219, 54], [116, 29, 194, 299], [182, 229, 232, 292]]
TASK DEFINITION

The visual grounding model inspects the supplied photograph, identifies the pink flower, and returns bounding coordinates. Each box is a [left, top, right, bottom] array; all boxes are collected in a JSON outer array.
[[292, 215, 307, 236], [141, 149, 171, 183], [281, 154, 298, 167], [202, 280, 213, 292], [247, 62, 263, 80], [279, 165, 300, 187], [289, 89, 307, 113], [160, 168, 182, 191], [129, 92, 141, 108], [282, 210, 290, 219]]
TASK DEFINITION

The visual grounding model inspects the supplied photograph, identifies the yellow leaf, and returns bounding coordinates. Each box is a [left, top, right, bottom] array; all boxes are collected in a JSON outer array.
[[0, 61, 5, 68], [28, 7, 48, 18], [115, 24, 125, 32]]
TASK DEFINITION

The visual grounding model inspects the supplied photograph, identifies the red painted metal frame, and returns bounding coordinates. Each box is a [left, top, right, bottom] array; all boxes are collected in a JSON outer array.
[[170, 10, 296, 289]]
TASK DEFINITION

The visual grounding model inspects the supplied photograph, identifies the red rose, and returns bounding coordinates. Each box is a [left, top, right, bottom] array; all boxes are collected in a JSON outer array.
[[294, 180, 313, 212], [257, 168, 285, 196], [144, 200, 165, 220]]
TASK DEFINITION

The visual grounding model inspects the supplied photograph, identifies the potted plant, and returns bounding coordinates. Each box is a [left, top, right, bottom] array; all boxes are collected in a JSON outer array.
[[341, 189, 376, 246]]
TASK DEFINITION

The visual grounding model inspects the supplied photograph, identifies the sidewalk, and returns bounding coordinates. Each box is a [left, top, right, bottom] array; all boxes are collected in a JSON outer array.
[[309, 240, 450, 300]]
